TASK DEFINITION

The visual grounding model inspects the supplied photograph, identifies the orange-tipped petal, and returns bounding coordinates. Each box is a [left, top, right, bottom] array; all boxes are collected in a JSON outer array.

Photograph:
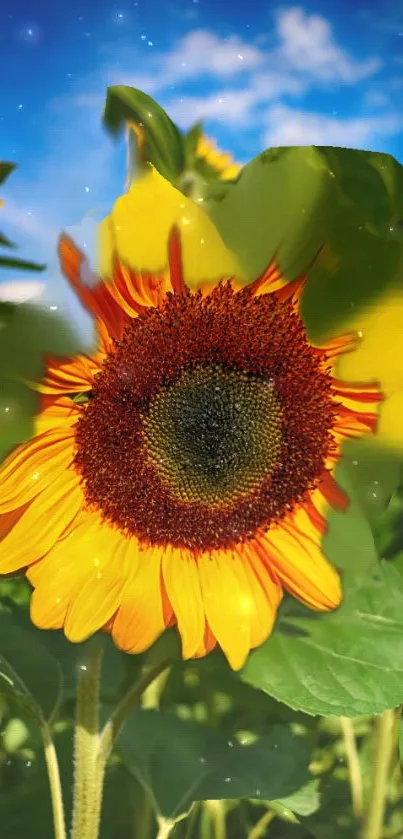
[[58, 234, 129, 340], [260, 508, 342, 612], [112, 544, 166, 654]]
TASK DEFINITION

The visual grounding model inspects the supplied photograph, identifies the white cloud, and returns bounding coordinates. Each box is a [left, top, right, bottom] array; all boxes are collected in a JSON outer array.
[[275, 7, 381, 82], [165, 71, 306, 127], [2, 7, 395, 284], [162, 30, 263, 79], [263, 104, 403, 147], [165, 89, 259, 127], [0, 280, 45, 303]]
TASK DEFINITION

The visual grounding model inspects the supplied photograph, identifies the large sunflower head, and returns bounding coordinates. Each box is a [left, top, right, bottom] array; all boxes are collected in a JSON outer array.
[[0, 165, 382, 670]]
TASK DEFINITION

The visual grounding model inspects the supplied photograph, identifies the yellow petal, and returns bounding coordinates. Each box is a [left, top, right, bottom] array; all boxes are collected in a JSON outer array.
[[336, 289, 403, 450], [29, 513, 126, 636], [0, 430, 75, 513], [162, 546, 205, 659], [64, 538, 127, 642], [98, 165, 241, 287], [34, 396, 80, 436], [197, 548, 278, 670], [261, 507, 342, 611], [0, 471, 82, 573], [112, 544, 166, 653]]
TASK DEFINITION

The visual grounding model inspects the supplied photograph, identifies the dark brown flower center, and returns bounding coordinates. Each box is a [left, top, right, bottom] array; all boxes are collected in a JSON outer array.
[[143, 365, 282, 506], [73, 283, 337, 551]]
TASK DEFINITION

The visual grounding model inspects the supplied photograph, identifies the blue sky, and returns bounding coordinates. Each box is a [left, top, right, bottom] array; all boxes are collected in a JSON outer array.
[[0, 0, 402, 309]]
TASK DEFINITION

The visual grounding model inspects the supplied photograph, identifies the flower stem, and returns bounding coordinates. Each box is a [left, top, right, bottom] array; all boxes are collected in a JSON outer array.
[[205, 801, 226, 839], [41, 721, 66, 839], [247, 809, 275, 839], [98, 660, 172, 767], [361, 709, 396, 839], [340, 716, 363, 818], [70, 640, 103, 839]]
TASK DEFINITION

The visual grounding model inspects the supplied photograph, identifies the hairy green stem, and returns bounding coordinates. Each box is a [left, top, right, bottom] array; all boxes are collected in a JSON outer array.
[[70, 641, 103, 839], [41, 721, 66, 839], [361, 709, 396, 839], [70, 644, 171, 839]]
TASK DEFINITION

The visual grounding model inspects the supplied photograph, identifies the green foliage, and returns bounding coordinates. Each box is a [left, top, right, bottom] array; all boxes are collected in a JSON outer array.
[[102, 87, 238, 201], [2, 101, 403, 839], [0, 162, 45, 273], [117, 709, 311, 818], [241, 563, 403, 717], [103, 86, 185, 185], [205, 146, 403, 343]]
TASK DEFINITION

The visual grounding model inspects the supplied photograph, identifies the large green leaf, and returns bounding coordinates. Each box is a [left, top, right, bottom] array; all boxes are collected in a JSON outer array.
[[241, 563, 403, 717], [117, 709, 311, 819], [103, 86, 185, 185], [205, 146, 403, 343], [0, 609, 62, 722]]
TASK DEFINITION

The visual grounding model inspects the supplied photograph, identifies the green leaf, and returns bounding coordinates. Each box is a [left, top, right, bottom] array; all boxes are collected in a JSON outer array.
[[103, 86, 185, 184], [205, 147, 403, 343], [0, 256, 46, 272], [241, 563, 403, 717], [271, 779, 320, 819], [323, 461, 378, 572], [117, 709, 311, 819], [183, 121, 204, 161], [0, 609, 62, 722], [0, 230, 15, 249], [0, 162, 16, 185]]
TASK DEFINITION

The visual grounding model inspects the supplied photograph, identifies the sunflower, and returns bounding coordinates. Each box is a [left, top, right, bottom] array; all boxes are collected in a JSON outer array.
[[0, 166, 384, 670], [195, 133, 241, 181]]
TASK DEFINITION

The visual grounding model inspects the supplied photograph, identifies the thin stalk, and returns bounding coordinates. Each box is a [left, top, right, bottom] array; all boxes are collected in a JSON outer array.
[[205, 801, 226, 839], [99, 661, 172, 767], [340, 716, 364, 818], [247, 809, 275, 839], [142, 667, 171, 710], [70, 641, 103, 839], [361, 709, 396, 839], [41, 721, 66, 839]]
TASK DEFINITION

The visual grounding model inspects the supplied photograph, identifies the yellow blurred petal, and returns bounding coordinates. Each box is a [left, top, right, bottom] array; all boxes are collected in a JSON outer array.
[[261, 508, 342, 612], [0, 471, 83, 573], [336, 289, 403, 450], [196, 134, 242, 180], [197, 549, 277, 670], [162, 546, 205, 659], [112, 544, 166, 653], [337, 291, 403, 395], [98, 165, 241, 286]]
